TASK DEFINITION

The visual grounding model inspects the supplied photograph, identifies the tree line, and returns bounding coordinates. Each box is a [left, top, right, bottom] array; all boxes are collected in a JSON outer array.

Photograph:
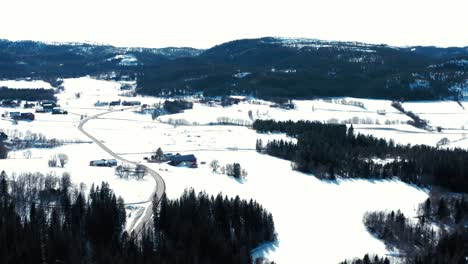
[[253, 119, 468, 192], [0, 87, 56, 101], [0, 171, 276, 264], [152, 189, 276, 264], [344, 193, 468, 264]]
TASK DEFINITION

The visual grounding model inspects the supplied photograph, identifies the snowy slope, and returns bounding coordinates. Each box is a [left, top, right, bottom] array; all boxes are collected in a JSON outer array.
[[2, 76, 467, 263]]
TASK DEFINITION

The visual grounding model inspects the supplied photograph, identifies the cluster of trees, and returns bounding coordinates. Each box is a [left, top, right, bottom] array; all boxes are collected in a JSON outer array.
[[418, 194, 468, 227], [48, 153, 69, 168], [348, 193, 468, 264], [391, 101, 428, 129], [0, 87, 56, 101], [4, 130, 65, 150], [0, 172, 127, 264], [137, 37, 468, 101], [211, 116, 252, 126], [115, 164, 147, 180], [364, 210, 436, 254], [0, 171, 276, 264], [153, 189, 275, 264], [339, 255, 390, 264], [253, 120, 468, 192], [342, 228, 468, 264], [163, 99, 193, 114], [210, 160, 248, 180], [0, 133, 7, 159]]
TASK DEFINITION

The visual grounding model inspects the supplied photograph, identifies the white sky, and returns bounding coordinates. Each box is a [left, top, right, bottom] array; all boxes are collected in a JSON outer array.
[[0, 0, 467, 49]]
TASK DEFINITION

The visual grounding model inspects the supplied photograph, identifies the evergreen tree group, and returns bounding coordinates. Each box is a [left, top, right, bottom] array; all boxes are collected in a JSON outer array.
[[152, 189, 276, 264], [254, 120, 468, 192], [0, 172, 276, 264], [0, 87, 56, 101]]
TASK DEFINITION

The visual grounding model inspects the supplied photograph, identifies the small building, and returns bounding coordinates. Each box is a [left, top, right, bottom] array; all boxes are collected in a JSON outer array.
[[20, 112, 35, 121], [24, 102, 36, 108], [120, 84, 133, 90], [110, 100, 121, 106], [122, 100, 141, 106], [1, 100, 18, 108], [164, 153, 197, 168], [95, 101, 108, 107], [89, 159, 118, 167], [52, 107, 68, 115], [0, 132, 7, 141], [9, 112, 21, 119], [40, 100, 54, 105], [222, 96, 245, 106], [42, 103, 56, 110], [35, 107, 47, 113]]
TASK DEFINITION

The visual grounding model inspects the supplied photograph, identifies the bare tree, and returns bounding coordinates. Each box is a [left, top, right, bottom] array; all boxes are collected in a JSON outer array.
[[154, 147, 164, 161], [135, 164, 147, 180], [57, 153, 69, 168], [48, 156, 57, 167], [23, 150, 32, 159], [210, 160, 220, 173], [115, 165, 129, 179]]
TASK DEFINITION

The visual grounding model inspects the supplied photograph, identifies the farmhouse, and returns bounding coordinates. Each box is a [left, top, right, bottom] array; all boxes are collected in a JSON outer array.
[[19, 112, 35, 121], [94, 101, 108, 107], [122, 100, 141, 106], [0, 132, 7, 141], [52, 107, 68, 115], [110, 100, 121, 106], [164, 153, 198, 168], [1, 100, 19, 107], [89, 159, 118, 167]]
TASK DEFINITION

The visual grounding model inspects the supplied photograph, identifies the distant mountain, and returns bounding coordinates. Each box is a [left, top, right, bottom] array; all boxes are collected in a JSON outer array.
[[1, 37, 467, 100], [138, 37, 468, 100], [0, 39, 202, 80]]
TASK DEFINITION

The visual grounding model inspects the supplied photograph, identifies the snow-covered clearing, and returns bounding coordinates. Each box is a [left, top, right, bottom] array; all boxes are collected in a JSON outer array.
[[0, 79, 53, 89], [3, 76, 467, 263]]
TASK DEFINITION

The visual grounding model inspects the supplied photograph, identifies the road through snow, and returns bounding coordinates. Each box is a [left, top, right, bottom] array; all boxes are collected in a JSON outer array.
[[78, 107, 166, 234]]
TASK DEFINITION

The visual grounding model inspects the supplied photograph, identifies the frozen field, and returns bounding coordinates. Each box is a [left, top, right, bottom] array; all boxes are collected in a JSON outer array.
[[0, 79, 53, 89], [1, 77, 467, 263]]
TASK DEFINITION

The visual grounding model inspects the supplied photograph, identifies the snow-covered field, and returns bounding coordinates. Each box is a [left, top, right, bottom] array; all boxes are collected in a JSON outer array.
[[1, 76, 467, 263], [0, 79, 54, 89]]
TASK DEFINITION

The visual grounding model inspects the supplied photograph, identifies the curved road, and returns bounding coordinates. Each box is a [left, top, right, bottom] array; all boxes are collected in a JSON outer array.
[[78, 107, 166, 234]]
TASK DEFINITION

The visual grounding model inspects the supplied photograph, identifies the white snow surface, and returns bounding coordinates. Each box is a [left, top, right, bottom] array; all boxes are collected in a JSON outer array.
[[3, 76, 468, 263], [0, 80, 53, 89]]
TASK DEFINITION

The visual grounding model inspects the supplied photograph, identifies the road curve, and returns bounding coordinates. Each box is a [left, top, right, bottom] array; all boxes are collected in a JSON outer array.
[[77, 107, 166, 234]]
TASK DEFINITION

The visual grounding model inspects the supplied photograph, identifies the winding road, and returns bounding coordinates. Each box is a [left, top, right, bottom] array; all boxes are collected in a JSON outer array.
[[78, 107, 166, 234]]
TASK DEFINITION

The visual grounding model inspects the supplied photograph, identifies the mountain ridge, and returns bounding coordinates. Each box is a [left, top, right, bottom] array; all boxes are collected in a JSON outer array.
[[1, 37, 467, 100]]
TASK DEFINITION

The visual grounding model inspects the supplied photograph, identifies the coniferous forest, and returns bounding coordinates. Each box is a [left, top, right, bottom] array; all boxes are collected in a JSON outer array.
[[0, 87, 56, 101], [0, 172, 275, 264], [342, 194, 468, 264], [253, 119, 468, 193]]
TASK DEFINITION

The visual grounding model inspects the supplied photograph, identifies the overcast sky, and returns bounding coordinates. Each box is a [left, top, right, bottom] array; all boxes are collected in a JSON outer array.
[[1, 0, 467, 49]]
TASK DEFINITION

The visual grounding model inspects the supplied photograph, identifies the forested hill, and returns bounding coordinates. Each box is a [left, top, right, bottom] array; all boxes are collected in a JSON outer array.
[[137, 37, 468, 100], [0, 39, 202, 79], [1, 37, 467, 100]]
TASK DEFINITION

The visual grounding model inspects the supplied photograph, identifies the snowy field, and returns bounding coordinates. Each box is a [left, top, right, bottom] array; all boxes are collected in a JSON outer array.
[[0, 79, 54, 89], [1, 76, 467, 263]]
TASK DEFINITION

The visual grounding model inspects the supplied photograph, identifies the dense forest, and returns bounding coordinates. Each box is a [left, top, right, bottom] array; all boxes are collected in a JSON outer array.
[[342, 229, 468, 264], [137, 38, 468, 100], [0, 171, 275, 264], [0, 133, 7, 159], [0, 39, 200, 80], [253, 119, 468, 192], [153, 190, 275, 264], [0, 87, 56, 101], [163, 99, 194, 114], [1, 38, 467, 101], [339, 255, 391, 264], [342, 193, 468, 264]]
